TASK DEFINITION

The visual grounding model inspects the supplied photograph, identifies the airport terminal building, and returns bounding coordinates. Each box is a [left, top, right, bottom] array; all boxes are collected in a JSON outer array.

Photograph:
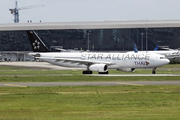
[[0, 20, 180, 61]]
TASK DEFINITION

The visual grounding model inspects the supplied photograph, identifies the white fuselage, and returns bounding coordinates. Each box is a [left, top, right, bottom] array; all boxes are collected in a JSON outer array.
[[31, 52, 170, 70], [127, 50, 180, 57]]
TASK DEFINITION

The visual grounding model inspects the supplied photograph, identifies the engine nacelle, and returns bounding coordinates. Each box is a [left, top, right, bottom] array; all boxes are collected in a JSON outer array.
[[89, 64, 108, 72], [117, 68, 135, 72]]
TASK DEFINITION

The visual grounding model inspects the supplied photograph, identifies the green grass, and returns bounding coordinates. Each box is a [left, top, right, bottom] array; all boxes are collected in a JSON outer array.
[[0, 64, 180, 75], [0, 86, 180, 120], [161, 64, 180, 68], [0, 65, 180, 119], [0, 64, 180, 82]]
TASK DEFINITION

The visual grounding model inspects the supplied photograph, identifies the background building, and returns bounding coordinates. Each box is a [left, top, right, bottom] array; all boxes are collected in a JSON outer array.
[[0, 28, 180, 52]]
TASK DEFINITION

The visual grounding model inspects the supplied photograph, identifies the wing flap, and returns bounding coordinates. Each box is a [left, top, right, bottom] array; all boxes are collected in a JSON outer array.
[[54, 57, 114, 65], [36, 57, 114, 65]]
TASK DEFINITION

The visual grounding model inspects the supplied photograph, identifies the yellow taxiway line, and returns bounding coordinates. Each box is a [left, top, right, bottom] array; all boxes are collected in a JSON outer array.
[[4, 84, 27, 87], [116, 82, 144, 86]]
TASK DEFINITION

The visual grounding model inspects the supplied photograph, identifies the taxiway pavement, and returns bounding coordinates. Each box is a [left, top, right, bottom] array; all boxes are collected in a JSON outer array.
[[1, 81, 180, 87]]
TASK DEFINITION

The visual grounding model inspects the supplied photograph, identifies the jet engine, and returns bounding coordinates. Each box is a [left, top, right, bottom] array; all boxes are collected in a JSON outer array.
[[117, 68, 135, 72], [89, 64, 108, 72]]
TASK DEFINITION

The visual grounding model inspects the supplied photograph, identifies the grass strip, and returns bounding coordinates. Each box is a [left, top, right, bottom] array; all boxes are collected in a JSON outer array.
[[0, 85, 179, 120], [0, 64, 180, 82]]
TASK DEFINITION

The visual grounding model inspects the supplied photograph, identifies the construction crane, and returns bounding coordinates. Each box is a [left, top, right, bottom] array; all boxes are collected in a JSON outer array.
[[9, 1, 44, 23]]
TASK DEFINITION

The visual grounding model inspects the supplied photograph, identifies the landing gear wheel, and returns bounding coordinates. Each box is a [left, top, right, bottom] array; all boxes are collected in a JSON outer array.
[[152, 68, 156, 74], [152, 71, 156, 74], [98, 71, 109, 74], [82, 71, 93, 74]]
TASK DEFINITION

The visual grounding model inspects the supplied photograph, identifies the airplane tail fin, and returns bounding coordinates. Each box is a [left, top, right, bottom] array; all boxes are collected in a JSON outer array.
[[27, 31, 51, 52], [134, 44, 138, 53], [154, 45, 159, 51]]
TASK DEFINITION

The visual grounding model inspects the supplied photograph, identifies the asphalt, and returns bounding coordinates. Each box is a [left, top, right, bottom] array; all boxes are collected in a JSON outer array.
[[90, 74, 180, 76], [1, 81, 180, 87]]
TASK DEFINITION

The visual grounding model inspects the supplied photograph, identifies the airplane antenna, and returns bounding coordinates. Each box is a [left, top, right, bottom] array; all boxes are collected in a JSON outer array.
[[9, 0, 44, 23]]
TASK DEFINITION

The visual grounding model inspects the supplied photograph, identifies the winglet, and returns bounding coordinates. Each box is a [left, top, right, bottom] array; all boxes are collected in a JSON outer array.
[[27, 31, 51, 52], [134, 44, 138, 53]]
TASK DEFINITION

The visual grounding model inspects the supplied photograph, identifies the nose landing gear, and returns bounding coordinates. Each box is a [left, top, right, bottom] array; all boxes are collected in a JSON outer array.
[[152, 68, 156, 74]]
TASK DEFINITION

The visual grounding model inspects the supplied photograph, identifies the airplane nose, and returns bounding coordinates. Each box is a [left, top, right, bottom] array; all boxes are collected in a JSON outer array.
[[166, 59, 170, 64]]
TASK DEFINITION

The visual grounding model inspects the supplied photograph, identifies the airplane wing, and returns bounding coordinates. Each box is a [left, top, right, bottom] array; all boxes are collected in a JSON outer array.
[[166, 55, 180, 59], [166, 56, 175, 59], [36, 57, 115, 65]]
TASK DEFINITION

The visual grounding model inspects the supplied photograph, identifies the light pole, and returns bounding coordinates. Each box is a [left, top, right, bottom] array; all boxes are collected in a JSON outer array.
[[87, 30, 91, 51], [87, 32, 89, 51], [145, 28, 148, 52], [141, 33, 144, 51]]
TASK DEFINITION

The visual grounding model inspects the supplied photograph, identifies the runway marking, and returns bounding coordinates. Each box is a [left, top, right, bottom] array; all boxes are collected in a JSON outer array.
[[56, 92, 133, 94], [0, 93, 10, 95], [4, 84, 27, 87], [116, 82, 144, 86]]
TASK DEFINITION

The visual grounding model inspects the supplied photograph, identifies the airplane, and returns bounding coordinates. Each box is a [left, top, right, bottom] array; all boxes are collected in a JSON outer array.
[[153, 45, 159, 51], [127, 44, 180, 59], [27, 31, 170, 74], [134, 44, 158, 53], [133, 44, 158, 53]]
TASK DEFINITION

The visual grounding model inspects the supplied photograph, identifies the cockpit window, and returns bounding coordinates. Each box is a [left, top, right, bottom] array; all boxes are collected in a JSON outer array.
[[160, 57, 166, 59]]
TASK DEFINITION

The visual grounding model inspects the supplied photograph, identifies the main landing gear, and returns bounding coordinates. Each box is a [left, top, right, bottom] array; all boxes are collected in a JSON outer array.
[[98, 71, 109, 74], [82, 71, 93, 74], [82, 71, 109, 74], [152, 68, 156, 74]]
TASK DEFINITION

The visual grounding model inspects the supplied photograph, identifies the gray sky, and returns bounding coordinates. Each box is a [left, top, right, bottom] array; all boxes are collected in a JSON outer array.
[[1, 0, 180, 23]]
